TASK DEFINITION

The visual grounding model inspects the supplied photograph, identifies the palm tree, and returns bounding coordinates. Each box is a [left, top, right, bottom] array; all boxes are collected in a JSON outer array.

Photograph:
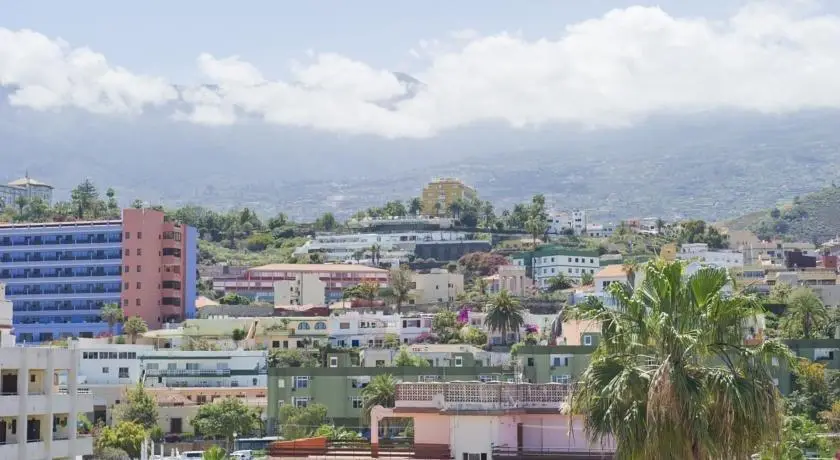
[[123, 316, 148, 344], [100, 303, 124, 343], [369, 244, 382, 266], [622, 259, 639, 289], [781, 287, 829, 339], [361, 374, 397, 430], [202, 445, 227, 460], [408, 197, 422, 216], [390, 266, 413, 314], [484, 290, 525, 345], [569, 260, 793, 460]]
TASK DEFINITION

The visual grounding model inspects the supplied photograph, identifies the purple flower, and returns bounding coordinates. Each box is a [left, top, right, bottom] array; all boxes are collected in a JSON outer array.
[[457, 307, 471, 323], [524, 324, 538, 334]]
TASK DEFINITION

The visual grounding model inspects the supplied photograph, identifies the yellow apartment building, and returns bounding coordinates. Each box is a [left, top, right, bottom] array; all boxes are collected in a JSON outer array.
[[420, 178, 477, 216]]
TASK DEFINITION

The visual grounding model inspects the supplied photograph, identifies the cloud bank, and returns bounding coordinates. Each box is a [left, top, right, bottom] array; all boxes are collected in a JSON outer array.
[[3, 3, 840, 138]]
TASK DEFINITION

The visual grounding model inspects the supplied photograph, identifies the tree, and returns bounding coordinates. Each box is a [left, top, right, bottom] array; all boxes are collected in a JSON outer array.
[[761, 415, 829, 460], [431, 310, 460, 342], [393, 347, 430, 367], [100, 303, 124, 343], [314, 424, 363, 440], [461, 326, 488, 346], [314, 212, 337, 231], [570, 260, 793, 460], [192, 397, 260, 448], [484, 290, 525, 345], [408, 197, 422, 216], [123, 316, 148, 344], [278, 403, 328, 440], [95, 421, 147, 459], [580, 272, 594, 286], [70, 179, 99, 219], [383, 333, 400, 349], [268, 349, 319, 368], [202, 445, 228, 460], [546, 274, 573, 292], [622, 260, 639, 289], [361, 374, 397, 424], [390, 266, 413, 313], [116, 382, 158, 429], [105, 187, 120, 218], [770, 282, 793, 304], [232, 328, 247, 346], [219, 293, 252, 305], [343, 281, 379, 302], [245, 233, 275, 251], [781, 287, 829, 339]]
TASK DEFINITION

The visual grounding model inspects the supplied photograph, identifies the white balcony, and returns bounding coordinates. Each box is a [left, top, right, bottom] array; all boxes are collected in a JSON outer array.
[[395, 382, 572, 411], [8, 292, 119, 301], [0, 258, 121, 268], [1, 275, 121, 285]]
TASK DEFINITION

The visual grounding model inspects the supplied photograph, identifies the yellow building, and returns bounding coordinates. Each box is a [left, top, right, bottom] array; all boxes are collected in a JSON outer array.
[[421, 178, 477, 216]]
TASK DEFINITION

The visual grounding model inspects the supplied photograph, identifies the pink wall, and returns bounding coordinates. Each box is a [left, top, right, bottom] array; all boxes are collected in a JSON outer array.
[[121, 209, 187, 329], [519, 414, 615, 452], [412, 414, 451, 445]]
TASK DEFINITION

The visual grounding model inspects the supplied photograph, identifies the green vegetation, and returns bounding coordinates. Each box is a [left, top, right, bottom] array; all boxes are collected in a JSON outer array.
[[191, 397, 261, 448], [95, 421, 147, 459], [278, 403, 329, 440], [122, 316, 148, 344], [100, 303, 124, 343], [570, 260, 793, 459], [361, 374, 397, 423], [393, 347, 430, 367], [728, 185, 840, 243], [116, 382, 159, 429], [484, 291, 525, 346]]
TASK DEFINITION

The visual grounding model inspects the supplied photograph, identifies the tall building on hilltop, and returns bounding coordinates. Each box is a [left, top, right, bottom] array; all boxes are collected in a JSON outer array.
[[420, 178, 477, 216], [0, 285, 94, 459], [0, 174, 54, 208], [0, 208, 197, 342]]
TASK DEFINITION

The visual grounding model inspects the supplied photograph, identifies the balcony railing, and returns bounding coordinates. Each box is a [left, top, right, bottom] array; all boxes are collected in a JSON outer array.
[[395, 382, 572, 410], [0, 254, 122, 263], [0, 238, 122, 247], [145, 369, 232, 377]]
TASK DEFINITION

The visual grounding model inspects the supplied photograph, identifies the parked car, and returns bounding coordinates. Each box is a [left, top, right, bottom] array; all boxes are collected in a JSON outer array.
[[230, 450, 254, 460], [180, 451, 204, 459]]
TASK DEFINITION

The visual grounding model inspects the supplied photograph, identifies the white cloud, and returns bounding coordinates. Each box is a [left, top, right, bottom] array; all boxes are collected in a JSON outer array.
[[3, 2, 840, 137], [0, 29, 177, 114]]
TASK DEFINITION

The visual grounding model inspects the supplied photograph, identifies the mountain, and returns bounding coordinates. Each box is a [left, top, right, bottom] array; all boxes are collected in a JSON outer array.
[[4, 78, 840, 221], [725, 185, 840, 244]]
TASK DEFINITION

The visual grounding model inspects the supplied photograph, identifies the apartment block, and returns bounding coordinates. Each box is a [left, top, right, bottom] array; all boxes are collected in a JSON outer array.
[[0, 208, 198, 342], [410, 269, 464, 305], [0, 286, 93, 460], [266, 351, 512, 431], [213, 264, 389, 303], [273, 274, 326, 306], [511, 247, 600, 286], [420, 178, 477, 217]]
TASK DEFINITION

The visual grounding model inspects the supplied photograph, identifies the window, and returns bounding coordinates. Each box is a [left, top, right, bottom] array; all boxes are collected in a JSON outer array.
[[125, 232, 130, 239], [339, 322, 350, 329], [124, 249, 129, 256], [294, 376, 309, 389], [314, 322, 326, 330], [297, 322, 310, 330], [124, 265, 129, 273], [527, 358, 535, 367], [136, 282, 141, 289], [375, 360, 385, 367], [137, 232, 142, 239], [119, 367, 129, 378], [583, 335, 593, 346], [351, 397, 363, 408], [552, 375, 571, 384], [136, 299, 141, 306], [102, 367, 109, 374], [146, 363, 158, 370], [329, 357, 338, 368], [137, 249, 142, 256], [418, 375, 441, 382], [294, 397, 309, 408], [136, 265, 141, 273], [552, 357, 569, 367], [123, 299, 128, 307], [124, 282, 129, 290], [272, 341, 280, 348], [454, 356, 463, 367]]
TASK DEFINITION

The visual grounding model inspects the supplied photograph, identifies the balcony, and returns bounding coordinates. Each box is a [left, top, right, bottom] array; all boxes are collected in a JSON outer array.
[[394, 382, 571, 411], [1, 274, 121, 285], [7, 290, 120, 301], [0, 238, 122, 250], [146, 369, 232, 377]]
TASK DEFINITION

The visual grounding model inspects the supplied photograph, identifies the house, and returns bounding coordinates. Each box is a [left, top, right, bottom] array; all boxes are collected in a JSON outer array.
[[368, 382, 615, 459], [484, 265, 531, 296], [511, 247, 600, 286], [676, 243, 744, 269], [411, 270, 464, 305]]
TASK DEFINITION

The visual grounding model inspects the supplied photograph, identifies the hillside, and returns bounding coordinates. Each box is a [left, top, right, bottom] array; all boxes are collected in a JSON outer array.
[[725, 186, 840, 244]]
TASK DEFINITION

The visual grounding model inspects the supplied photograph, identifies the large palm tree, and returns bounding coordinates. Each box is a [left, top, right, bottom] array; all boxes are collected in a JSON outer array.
[[123, 316, 148, 344], [781, 287, 829, 339], [100, 303, 124, 343], [569, 260, 793, 460], [361, 374, 397, 435], [484, 290, 525, 345]]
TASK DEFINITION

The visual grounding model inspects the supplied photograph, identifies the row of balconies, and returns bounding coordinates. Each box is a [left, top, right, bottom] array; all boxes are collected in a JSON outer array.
[[0, 235, 122, 246]]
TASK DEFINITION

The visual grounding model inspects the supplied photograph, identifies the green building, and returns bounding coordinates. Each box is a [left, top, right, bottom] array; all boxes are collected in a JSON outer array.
[[774, 339, 840, 395], [266, 350, 514, 433], [516, 343, 596, 384], [510, 246, 601, 287]]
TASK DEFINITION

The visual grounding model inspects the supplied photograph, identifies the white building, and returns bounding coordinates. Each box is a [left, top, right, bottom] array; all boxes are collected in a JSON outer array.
[[327, 312, 400, 348], [0, 286, 93, 460], [411, 269, 464, 305], [293, 231, 471, 264], [485, 265, 531, 296], [547, 210, 587, 235], [677, 243, 744, 269], [513, 249, 600, 286], [141, 349, 269, 389], [585, 223, 615, 238], [361, 344, 509, 367], [398, 314, 434, 344], [273, 274, 327, 306]]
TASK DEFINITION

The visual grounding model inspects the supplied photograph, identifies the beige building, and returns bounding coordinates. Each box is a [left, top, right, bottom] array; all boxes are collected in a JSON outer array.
[[0, 286, 93, 460], [273, 273, 326, 306], [420, 178, 477, 216], [411, 269, 464, 304], [485, 265, 531, 296], [146, 387, 267, 434]]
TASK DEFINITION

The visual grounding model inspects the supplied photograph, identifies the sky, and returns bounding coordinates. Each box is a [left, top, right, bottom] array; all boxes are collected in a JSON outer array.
[[2, 0, 840, 138]]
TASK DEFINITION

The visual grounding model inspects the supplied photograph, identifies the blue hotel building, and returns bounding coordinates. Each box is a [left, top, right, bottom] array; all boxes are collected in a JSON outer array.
[[0, 209, 197, 342]]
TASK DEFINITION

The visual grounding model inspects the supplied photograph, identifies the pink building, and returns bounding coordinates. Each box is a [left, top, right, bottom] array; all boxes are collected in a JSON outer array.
[[213, 263, 389, 303], [370, 382, 615, 460], [120, 209, 198, 329]]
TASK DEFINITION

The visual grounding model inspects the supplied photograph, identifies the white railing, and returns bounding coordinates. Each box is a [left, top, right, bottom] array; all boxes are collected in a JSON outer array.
[[395, 382, 572, 410]]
